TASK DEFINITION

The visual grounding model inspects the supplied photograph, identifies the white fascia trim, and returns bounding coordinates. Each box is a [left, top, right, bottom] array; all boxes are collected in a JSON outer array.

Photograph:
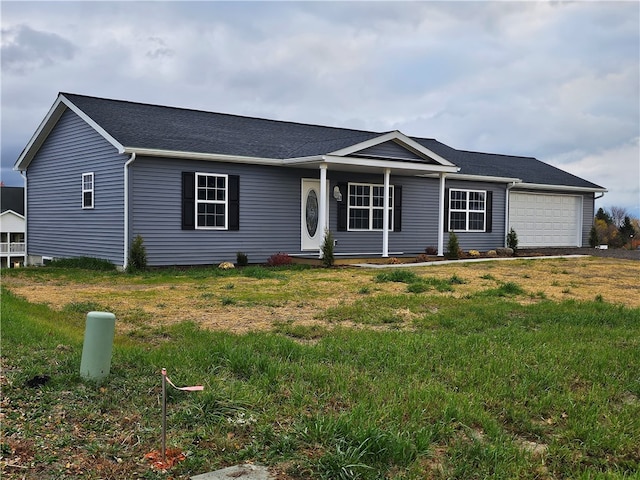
[[322, 155, 460, 173], [14, 96, 66, 171], [514, 182, 608, 193], [282, 155, 325, 165], [0, 210, 25, 220], [60, 94, 125, 153], [328, 130, 457, 167], [122, 147, 285, 166], [14, 94, 125, 171], [423, 173, 523, 184]]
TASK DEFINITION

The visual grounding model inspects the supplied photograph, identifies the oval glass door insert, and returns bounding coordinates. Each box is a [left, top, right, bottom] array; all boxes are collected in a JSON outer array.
[[306, 189, 318, 237]]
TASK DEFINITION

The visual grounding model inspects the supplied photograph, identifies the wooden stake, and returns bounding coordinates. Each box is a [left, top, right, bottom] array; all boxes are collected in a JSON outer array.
[[161, 368, 167, 463]]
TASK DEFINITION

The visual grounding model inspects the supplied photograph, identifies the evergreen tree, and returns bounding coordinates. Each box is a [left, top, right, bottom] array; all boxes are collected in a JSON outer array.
[[595, 207, 613, 225], [619, 216, 636, 245]]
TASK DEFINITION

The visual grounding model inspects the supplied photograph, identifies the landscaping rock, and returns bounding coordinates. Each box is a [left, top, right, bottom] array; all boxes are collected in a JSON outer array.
[[496, 247, 514, 257], [191, 464, 273, 480]]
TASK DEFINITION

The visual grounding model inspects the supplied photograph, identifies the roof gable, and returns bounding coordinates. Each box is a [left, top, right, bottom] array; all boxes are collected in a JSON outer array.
[[328, 131, 455, 168], [1, 187, 25, 215]]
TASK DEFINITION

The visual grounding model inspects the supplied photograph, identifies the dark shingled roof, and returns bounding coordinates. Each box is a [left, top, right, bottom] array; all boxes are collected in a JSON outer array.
[[62, 93, 604, 189], [1, 186, 24, 215]]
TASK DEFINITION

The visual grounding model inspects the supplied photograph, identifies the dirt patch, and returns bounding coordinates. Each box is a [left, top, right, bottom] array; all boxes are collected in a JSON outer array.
[[3, 256, 639, 334]]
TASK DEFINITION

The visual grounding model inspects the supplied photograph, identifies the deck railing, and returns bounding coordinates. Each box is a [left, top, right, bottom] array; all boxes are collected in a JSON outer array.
[[0, 242, 26, 254]]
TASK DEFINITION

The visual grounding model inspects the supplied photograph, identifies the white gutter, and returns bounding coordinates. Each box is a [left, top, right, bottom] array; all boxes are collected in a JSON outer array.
[[122, 147, 283, 166], [420, 173, 522, 184], [515, 182, 607, 193], [123, 152, 136, 270]]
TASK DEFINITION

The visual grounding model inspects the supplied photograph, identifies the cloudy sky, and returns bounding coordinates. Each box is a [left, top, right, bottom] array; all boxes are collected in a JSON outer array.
[[2, 1, 639, 216]]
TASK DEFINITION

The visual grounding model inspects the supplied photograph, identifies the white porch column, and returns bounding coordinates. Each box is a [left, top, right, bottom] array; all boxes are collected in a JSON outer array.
[[438, 172, 447, 256], [382, 168, 390, 257], [318, 164, 328, 258]]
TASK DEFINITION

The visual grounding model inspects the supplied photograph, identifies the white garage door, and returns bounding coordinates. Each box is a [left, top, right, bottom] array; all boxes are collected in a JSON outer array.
[[509, 193, 582, 247]]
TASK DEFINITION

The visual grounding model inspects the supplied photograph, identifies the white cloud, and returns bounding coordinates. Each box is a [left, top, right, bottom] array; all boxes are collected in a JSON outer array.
[[1, 1, 638, 215]]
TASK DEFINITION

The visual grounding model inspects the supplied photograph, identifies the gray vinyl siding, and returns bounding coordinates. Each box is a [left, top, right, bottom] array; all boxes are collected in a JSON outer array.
[[444, 180, 507, 252], [130, 157, 304, 266], [582, 193, 595, 247], [330, 175, 507, 255], [131, 160, 511, 265], [353, 141, 426, 161], [26, 109, 125, 264]]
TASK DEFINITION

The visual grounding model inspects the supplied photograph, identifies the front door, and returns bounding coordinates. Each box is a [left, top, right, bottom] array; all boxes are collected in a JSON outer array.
[[301, 179, 328, 251]]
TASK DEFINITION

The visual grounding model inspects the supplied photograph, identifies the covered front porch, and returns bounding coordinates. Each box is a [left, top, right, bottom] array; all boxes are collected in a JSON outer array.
[[286, 131, 461, 259]]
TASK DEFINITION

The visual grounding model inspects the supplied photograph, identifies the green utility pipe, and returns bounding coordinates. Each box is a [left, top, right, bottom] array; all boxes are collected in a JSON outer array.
[[80, 311, 116, 382]]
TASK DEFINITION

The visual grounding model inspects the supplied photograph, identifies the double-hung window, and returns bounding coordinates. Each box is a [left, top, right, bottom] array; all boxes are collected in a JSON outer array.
[[82, 172, 94, 209], [449, 189, 486, 231], [196, 173, 228, 229], [348, 183, 394, 231]]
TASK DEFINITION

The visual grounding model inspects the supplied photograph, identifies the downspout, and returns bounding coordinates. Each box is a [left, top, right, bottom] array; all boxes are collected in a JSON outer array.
[[123, 153, 136, 270], [437, 173, 446, 256], [504, 181, 517, 247], [20, 171, 27, 266]]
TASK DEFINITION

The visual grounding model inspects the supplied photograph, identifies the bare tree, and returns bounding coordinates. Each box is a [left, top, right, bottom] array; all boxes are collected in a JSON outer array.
[[609, 206, 630, 227]]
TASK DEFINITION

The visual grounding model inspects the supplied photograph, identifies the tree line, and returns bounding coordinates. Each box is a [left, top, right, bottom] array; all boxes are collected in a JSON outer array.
[[590, 206, 638, 248]]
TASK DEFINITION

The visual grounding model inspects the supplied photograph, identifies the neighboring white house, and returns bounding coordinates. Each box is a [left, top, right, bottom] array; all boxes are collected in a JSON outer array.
[[1, 186, 26, 268]]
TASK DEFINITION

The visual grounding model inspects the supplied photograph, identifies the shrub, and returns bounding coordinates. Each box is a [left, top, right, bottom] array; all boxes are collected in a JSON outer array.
[[48, 256, 116, 271], [589, 226, 599, 248], [320, 229, 335, 268], [236, 251, 248, 267], [415, 254, 430, 263], [446, 233, 460, 259], [267, 252, 292, 267], [127, 235, 147, 273], [506, 228, 519, 251], [424, 246, 437, 255]]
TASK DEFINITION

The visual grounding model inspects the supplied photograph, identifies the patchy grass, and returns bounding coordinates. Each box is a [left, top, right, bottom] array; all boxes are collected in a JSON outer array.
[[2, 289, 639, 478], [2, 257, 640, 478]]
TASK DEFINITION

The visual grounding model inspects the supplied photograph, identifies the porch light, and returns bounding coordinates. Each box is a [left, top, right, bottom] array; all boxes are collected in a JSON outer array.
[[333, 185, 343, 201]]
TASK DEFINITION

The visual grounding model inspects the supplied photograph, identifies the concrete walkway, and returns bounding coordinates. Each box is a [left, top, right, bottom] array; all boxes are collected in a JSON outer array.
[[353, 254, 589, 268]]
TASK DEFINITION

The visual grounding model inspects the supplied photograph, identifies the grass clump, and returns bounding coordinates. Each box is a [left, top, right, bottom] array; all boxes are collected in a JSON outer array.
[[375, 269, 420, 284], [478, 281, 525, 297]]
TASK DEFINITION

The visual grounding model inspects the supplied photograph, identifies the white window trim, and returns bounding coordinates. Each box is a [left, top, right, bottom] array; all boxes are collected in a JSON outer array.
[[195, 172, 228, 230], [449, 188, 486, 232], [347, 182, 394, 231], [82, 172, 94, 209]]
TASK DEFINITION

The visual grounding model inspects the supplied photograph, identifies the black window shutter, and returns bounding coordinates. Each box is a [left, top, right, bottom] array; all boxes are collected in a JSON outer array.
[[444, 188, 450, 232], [228, 175, 240, 231], [486, 191, 493, 233], [182, 172, 195, 230], [337, 182, 347, 231], [393, 185, 402, 232]]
